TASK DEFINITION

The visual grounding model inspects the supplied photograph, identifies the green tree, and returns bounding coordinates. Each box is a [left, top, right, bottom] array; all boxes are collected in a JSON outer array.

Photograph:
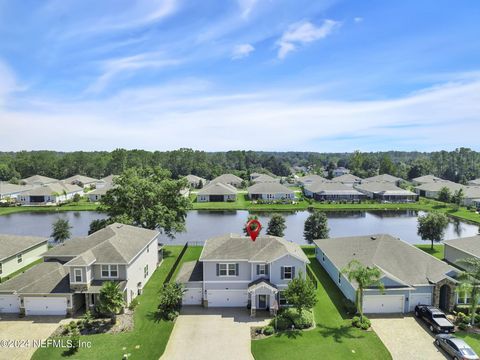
[[304, 211, 329, 242], [417, 211, 449, 250], [343, 260, 384, 322], [159, 282, 185, 320], [379, 154, 395, 175], [456, 258, 480, 325], [243, 215, 260, 236], [283, 273, 317, 316], [97, 281, 125, 323], [50, 219, 72, 243], [437, 186, 451, 203], [100, 167, 190, 236], [452, 188, 465, 208], [72, 193, 81, 202], [266, 214, 286, 237], [88, 218, 109, 235]]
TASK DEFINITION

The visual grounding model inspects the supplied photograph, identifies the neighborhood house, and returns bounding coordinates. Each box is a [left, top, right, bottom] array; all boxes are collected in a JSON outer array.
[[247, 182, 295, 201], [17, 182, 83, 205], [303, 181, 365, 202], [210, 174, 243, 188], [196, 182, 237, 202]]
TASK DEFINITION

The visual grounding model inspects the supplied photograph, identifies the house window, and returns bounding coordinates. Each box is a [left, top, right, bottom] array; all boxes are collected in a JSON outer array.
[[458, 290, 472, 304], [279, 291, 289, 306], [101, 265, 118, 278], [283, 266, 293, 279], [74, 268, 83, 283], [90, 293, 95, 305], [219, 263, 237, 276], [257, 264, 267, 275], [17, 254, 22, 263], [144, 265, 149, 278]]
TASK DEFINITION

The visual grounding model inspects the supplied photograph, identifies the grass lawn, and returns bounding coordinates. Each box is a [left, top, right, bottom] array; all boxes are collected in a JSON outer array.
[[455, 332, 480, 354], [414, 244, 444, 260], [0, 258, 43, 283], [32, 245, 198, 360], [0, 201, 99, 216], [251, 248, 392, 360]]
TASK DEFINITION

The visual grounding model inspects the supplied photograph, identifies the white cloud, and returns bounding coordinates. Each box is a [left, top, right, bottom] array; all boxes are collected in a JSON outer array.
[[0, 60, 18, 107], [2, 76, 480, 152], [238, 0, 258, 19], [354, 17, 363, 23], [231, 44, 255, 60], [277, 20, 339, 59]]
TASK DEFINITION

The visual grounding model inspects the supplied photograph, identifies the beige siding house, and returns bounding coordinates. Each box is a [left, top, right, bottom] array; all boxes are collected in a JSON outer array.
[[247, 182, 295, 201], [17, 182, 83, 205], [197, 182, 237, 202]]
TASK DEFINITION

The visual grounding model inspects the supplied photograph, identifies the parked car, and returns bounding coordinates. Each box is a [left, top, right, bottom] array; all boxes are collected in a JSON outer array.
[[414, 305, 455, 333], [435, 334, 479, 360]]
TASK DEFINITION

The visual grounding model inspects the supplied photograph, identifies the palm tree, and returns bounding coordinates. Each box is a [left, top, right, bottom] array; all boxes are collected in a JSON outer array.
[[51, 219, 72, 243], [456, 258, 480, 325], [343, 260, 384, 322], [97, 281, 125, 324]]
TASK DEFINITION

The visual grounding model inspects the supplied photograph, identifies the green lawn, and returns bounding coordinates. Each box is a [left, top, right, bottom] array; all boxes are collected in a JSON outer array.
[[32, 245, 198, 360], [0, 201, 99, 215], [251, 248, 392, 360], [455, 332, 480, 354], [414, 244, 444, 260]]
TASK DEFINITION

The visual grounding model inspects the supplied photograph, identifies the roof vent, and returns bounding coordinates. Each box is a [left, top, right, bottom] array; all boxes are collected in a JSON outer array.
[[371, 236, 377, 240]]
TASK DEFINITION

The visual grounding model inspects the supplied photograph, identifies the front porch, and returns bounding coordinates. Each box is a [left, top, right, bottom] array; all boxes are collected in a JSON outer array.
[[248, 278, 278, 317]]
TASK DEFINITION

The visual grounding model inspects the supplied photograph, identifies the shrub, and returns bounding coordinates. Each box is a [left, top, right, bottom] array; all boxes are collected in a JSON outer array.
[[459, 322, 468, 331], [456, 312, 469, 325], [69, 326, 80, 354], [158, 283, 184, 320], [352, 315, 371, 330], [263, 325, 274, 336], [270, 308, 313, 331], [82, 310, 93, 330], [128, 298, 139, 311]]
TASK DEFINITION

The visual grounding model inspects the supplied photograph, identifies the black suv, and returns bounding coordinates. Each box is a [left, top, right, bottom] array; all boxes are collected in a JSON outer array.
[[414, 305, 455, 333]]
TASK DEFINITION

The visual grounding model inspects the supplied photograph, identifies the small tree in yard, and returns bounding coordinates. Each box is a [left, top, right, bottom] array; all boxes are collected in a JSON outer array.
[[266, 214, 286, 237], [452, 188, 465, 209], [283, 274, 317, 316], [456, 257, 480, 325], [437, 186, 451, 203], [417, 211, 449, 250], [304, 211, 329, 243], [243, 215, 260, 236], [97, 281, 125, 324], [343, 260, 384, 322], [69, 326, 80, 354], [51, 218, 72, 243], [72, 193, 81, 202], [158, 282, 185, 320]]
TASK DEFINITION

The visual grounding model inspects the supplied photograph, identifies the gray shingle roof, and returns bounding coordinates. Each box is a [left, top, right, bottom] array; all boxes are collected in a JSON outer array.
[[63, 174, 98, 185], [314, 234, 458, 288], [210, 174, 243, 185], [248, 182, 293, 195], [19, 182, 82, 196], [305, 181, 363, 195], [363, 174, 402, 183], [331, 174, 362, 182], [355, 181, 416, 195], [0, 234, 48, 261], [88, 183, 114, 196], [0, 182, 33, 196], [198, 182, 237, 195], [412, 175, 445, 184], [200, 234, 309, 263], [176, 261, 203, 283], [20, 175, 58, 185], [0, 262, 71, 294], [184, 174, 206, 183], [252, 174, 279, 183], [444, 235, 480, 258], [298, 175, 327, 184], [468, 178, 480, 186], [415, 181, 463, 192], [44, 223, 159, 264]]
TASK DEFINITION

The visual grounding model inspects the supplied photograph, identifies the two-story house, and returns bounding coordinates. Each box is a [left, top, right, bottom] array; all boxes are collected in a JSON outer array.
[[0, 223, 160, 316], [176, 234, 309, 316]]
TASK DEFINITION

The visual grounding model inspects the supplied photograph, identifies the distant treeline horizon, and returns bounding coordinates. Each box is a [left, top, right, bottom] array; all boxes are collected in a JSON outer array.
[[0, 148, 479, 184]]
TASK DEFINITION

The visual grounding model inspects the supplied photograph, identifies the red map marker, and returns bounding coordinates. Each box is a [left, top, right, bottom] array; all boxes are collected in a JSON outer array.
[[246, 219, 262, 241]]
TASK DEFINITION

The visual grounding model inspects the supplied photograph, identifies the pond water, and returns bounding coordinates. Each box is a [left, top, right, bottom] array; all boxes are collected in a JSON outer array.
[[0, 210, 478, 245]]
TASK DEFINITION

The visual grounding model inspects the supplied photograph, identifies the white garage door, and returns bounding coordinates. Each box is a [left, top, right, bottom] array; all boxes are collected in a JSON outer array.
[[409, 293, 432, 311], [363, 295, 404, 314], [207, 290, 248, 307], [0, 295, 20, 313], [25, 297, 67, 316], [183, 288, 203, 305]]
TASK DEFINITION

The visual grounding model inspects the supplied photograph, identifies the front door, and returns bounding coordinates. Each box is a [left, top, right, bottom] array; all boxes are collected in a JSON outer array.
[[258, 295, 267, 309]]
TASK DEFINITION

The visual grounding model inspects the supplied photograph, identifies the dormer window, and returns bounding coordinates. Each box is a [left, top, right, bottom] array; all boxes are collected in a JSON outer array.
[[74, 268, 83, 283]]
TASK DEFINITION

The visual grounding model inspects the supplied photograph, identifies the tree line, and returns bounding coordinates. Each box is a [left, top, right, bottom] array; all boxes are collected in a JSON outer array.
[[1, 147, 480, 183]]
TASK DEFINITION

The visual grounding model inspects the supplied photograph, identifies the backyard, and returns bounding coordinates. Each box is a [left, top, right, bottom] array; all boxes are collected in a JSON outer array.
[[32, 245, 202, 360]]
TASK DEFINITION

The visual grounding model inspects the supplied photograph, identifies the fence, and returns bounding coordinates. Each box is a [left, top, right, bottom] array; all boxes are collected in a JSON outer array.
[[306, 266, 318, 289], [163, 242, 189, 284]]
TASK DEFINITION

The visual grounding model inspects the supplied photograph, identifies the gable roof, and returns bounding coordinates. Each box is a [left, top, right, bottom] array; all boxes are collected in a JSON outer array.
[[198, 182, 237, 195], [20, 175, 58, 185], [252, 174, 279, 183], [444, 235, 480, 258], [176, 261, 203, 283], [355, 181, 416, 195], [412, 175, 445, 184], [415, 180, 463, 192], [211, 174, 243, 185], [314, 234, 458, 288], [298, 174, 327, 184], [0, 262, 70, 294], [19, 182, 82, 196], [331, 173, 362, 182], [44, 223, 159, 264], [248, 182, 293, 195], [305, 181, 363, 195], [98, 175, 117, 184], [200, 234, 309, 264], [63, 174, 98, 185], [363, 174, 402, 183], [0, 234, 48, 261], [184, 175, 206, 183], [0, 182, 33, 196]]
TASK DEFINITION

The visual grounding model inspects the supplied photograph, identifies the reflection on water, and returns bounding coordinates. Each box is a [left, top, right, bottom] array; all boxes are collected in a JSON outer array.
[[0, 210, 478, 246]]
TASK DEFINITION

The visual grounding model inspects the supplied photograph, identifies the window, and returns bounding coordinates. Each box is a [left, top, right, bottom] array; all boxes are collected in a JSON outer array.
[[101, 265, 119, 278], [257, 264, 267, 276], [283, 266, 293, 279], [279, 292, 289, 306], [17, 254, 22, 263], [457, 290, 472, 304], [74, 268, 83, 283], [218, 263, 237, 276], [144, 265, 149, 278], [90, 293, 95, 305]]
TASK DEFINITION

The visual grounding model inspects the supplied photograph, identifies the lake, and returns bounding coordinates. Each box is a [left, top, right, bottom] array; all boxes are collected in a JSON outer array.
[[0, 210, 478, 245]]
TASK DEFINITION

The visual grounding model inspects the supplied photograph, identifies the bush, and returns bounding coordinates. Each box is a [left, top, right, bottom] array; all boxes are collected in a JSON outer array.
[[352, 316, 371, 330], [82, 310, 93, 330], [459, 322, 468, 331], [270, 308, 313, 331], [263, 325, 274, 336], [128, 298, 139, 311], [69, 326, 80, 354], [158, 283, 184, 320], [455, 312, 469, 325]]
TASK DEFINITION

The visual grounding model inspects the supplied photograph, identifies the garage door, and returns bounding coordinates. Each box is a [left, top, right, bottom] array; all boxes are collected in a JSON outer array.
[[409, 293, 432, 311], [363, 295, 404, 314], [0, 295, 20, 313], [207, 290, 248, 307], [25, 297, 67, 316], [183, 288, 202, 305]]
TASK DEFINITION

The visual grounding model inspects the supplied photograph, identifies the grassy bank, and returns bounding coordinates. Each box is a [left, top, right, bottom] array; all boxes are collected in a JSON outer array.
[[0, 201, 100, 215]]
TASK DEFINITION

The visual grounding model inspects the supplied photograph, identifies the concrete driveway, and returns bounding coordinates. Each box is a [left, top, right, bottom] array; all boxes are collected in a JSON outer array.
[[161, 307, 269, 360], [371, 315, 448, 360], [0, 314, 70, 360]]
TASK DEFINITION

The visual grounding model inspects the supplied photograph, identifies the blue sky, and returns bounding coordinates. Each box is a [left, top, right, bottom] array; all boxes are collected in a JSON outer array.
[[0, 0, 479, 152]]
